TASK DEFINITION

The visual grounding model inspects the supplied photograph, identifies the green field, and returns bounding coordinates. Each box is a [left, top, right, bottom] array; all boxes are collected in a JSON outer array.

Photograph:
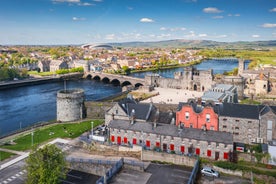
[[0, 151, 15, 161], [0, 120, 103, 151]]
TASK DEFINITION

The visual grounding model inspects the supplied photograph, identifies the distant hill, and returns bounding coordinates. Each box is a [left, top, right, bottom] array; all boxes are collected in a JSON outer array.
[[108, 39, 276, 49]]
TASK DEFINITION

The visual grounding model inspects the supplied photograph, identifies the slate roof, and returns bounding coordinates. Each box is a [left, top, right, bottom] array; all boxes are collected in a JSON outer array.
[[126, 103, 155, 120], [108, 119, 233, 145], [214, 84, 235, 91], [217, 103, 260, 119], [201, 91, 227, 101]]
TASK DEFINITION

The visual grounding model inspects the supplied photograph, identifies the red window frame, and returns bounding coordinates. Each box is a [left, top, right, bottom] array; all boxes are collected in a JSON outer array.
[[181, 146, 185, 153], [132, 138, 137, 145], [207, 150, 211, 157], [196, 148, 200, 155], [111, 135, 115, 142], [123, 137, 128, 144], [146, 140, 150, 147]]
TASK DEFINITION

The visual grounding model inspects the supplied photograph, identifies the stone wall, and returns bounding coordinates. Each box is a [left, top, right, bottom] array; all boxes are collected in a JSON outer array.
[[142, 150, 196, 167]]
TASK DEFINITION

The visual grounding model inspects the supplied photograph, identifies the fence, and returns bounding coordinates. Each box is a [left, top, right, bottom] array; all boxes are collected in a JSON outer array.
[[187, 159, 199, 184], [96, 158, 124, 184]]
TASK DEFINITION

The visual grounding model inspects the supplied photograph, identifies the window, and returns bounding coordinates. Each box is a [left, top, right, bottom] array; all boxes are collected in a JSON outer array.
[[185, 112, 190, 120], [235, 120, 240, 122], [223, 125, 227, 128], [234, 132, 239, 135], [248, 121, 252, 123], [235, 127, 239, 130], [206, 114, 210, 122], [210, 126, 214, 130], [190, 124, 193, 128], [223, 118, 227, 121]]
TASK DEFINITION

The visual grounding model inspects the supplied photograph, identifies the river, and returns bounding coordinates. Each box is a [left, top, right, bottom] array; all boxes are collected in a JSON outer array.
[[0, 79, 121, 136], [0, 59, 249, 136]]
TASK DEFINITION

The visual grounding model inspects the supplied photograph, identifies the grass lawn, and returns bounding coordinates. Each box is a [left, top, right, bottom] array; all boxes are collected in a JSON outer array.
[[0, 120, 103, 151], [0, 151, 15, 161], [28, 71, 55, 76]]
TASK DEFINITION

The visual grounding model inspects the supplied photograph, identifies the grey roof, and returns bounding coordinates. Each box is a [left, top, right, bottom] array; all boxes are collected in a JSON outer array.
[[202, 91, 227, 101], [214, 84, 235, 91], [217, 103, 260, 119], [108, 119, 233, 145], [126, 103, 155, 120]]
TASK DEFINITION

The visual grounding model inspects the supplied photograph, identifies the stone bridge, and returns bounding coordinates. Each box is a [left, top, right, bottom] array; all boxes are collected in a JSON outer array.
[[84, 72, 145, 87]]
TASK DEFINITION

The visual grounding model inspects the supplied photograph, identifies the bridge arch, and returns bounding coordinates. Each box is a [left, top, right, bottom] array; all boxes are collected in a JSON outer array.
[[93, 75, 101, 81], [86, 74, 92, 80], [121, 81, 132, 87], [134, 83, 143, 88], [111, 79, 120, 86], [102, 77, 110, 84]]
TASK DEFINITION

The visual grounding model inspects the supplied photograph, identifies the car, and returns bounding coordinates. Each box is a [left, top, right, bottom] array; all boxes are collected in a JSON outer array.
[[201, 167, 220, 177]]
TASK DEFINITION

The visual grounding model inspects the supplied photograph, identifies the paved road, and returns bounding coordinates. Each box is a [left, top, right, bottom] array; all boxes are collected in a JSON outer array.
[[0, 160, 26, 184]]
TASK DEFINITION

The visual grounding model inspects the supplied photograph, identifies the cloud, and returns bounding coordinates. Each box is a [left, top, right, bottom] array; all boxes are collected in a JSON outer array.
[[270, 8, 276, 12], [203, 7, 223, 13], [52, 0, 80, 3], [140, 18, 154, 23], [105, 34, 115, 40], [228, 13, 240, 17], [78, 2, 93, 6], [199, 34, 207, 37], [212, 16, 224, 19], [160, 27, 186, 31], [127, 7, 133, 10], [252, 35, 260, 38], [72, 17, 86, 21], [93, 0, 103, 2], [262, 23, 276, 28]]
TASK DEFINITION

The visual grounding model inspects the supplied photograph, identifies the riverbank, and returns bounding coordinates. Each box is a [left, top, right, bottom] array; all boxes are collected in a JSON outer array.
[[0, 73, 83, 90]]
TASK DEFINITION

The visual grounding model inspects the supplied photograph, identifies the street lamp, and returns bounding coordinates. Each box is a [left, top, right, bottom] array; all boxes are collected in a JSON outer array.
[[31, 129, 34, 147], [91, 121, 94, 140]]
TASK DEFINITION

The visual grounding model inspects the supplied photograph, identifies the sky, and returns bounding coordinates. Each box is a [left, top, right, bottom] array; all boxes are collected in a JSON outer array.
[[0, 0, 275, 45]]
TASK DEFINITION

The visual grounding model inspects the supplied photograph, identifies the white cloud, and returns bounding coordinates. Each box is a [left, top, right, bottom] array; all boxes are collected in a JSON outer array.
[[140, 18, 154, 23], [160, 27, 186, 31], [52, 0, 80, 3], [105, 34, 115, 40], [234, 14, 240, 17], [78, 2, 93, 6], [262, 23, 276, 28], [72, 17, 86, 21], [252, 35, 260, 38], [203, 7, 223, 13], [199, 34, 207, 37], [93, 0, 102, 2], [270, 8, 276, 12], [160, 27, 167, 31], [156, 34, 171, 39], [212, 16, 224, 19], [216, 34, 227, 38]]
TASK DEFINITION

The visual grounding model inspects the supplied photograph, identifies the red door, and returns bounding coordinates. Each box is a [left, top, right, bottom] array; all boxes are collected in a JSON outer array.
[[181, 146, 185, 153], [224, 152, 229, 160], [124, 137, 128, 144], [132, 138, 137, 145], [111, 135, 115, 142], [196, 148, 200, 155], [170, 144, 174, 151], [207, 150, 211, 157], [117, 136, 121, 145], [156, 142, 160, 147], [146, 140, 150, 147]]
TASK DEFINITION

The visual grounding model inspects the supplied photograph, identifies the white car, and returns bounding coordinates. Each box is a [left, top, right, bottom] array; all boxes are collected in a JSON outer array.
[[201, 167, 220, 177]]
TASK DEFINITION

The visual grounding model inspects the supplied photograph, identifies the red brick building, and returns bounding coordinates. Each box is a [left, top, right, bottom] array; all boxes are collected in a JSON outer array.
[[176, 102, 219, 131]]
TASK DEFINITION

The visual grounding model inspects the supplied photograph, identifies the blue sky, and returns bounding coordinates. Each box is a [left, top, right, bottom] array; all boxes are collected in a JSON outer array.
[[0, 0, 275, 45]]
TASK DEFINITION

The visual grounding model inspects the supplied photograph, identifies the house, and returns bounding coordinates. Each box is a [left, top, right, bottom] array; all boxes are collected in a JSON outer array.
[[49, 60, 68, 72], [73, 60, 90, 72], [108, 119, 233, 161], [37, 59, 51, 72], [176, 101, 219, 131]]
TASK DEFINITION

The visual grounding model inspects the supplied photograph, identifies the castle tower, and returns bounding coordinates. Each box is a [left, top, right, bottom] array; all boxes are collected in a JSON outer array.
[[238, 59, 245, 75], [57, 88, 86, 122]]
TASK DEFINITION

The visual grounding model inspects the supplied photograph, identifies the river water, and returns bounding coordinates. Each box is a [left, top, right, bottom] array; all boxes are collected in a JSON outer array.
[[0, 59, 249, 136], [0, 79, 121, 136]]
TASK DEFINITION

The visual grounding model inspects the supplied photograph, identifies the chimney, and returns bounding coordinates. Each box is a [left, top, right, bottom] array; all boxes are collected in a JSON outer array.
[[197, 98, 202, 106]]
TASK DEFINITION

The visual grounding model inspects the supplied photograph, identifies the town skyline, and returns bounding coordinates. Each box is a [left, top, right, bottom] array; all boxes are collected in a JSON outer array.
[[0, 0, 276, 45]]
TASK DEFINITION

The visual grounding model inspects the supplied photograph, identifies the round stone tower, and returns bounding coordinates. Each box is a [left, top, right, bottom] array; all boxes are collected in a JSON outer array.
[[57, 88, 86, 122]]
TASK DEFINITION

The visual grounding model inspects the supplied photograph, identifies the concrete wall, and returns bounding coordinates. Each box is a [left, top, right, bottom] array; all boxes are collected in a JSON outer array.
[[142, 150, 196, 167]]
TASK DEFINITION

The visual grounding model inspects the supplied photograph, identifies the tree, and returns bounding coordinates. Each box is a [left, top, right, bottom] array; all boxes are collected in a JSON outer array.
[[25, 144, 67, 184]]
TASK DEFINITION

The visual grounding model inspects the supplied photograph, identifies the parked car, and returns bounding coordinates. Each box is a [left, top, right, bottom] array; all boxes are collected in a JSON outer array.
[[201, 167, 220, 177]]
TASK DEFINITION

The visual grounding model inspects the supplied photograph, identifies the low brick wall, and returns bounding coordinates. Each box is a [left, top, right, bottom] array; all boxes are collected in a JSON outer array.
[[142, 150, 197, 167]]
